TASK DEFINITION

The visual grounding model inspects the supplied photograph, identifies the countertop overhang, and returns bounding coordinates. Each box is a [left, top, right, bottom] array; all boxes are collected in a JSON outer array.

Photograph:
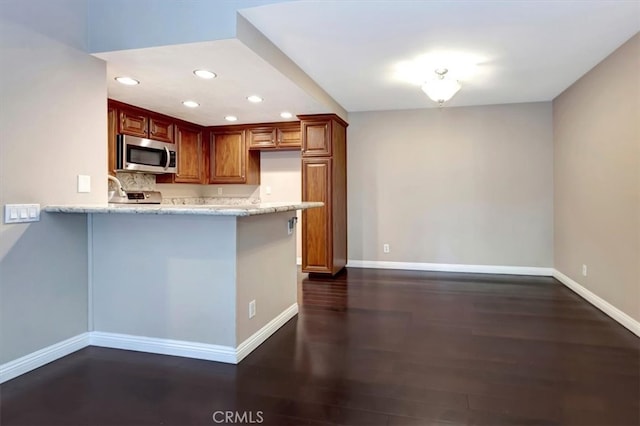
[[44, 202, 323, 217]]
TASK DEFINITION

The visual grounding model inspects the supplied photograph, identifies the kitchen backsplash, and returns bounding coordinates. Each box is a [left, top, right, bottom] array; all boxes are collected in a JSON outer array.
[[115, 172, 155, 191], [110, 172, 260, 205]]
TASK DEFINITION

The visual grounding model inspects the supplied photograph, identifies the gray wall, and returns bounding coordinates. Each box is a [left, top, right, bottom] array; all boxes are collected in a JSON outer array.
[[348, 103, 554, 267], [554, 33, 640, 322], [91, 214, 238, 346], [0, 0, 106, 364], [236, 212, 297, 343]]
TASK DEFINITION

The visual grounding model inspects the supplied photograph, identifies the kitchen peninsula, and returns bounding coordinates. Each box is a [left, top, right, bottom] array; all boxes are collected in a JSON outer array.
[[44, 202, 322, 363]]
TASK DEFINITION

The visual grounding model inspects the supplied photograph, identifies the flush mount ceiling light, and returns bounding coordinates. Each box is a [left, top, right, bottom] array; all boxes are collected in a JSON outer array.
[[280, 112, 293, 119], [421, 68, 461, 105], [247, 95, 263, 103], [225, 115, 238, 122], [115, 76, 139, 86], [182, 100, 199, 108], [193, 69, 216, 79]]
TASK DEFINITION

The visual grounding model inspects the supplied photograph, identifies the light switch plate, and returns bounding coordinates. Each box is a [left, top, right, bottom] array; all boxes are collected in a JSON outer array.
[[4, 204, 40, 224], [77, 175, 91, 193]]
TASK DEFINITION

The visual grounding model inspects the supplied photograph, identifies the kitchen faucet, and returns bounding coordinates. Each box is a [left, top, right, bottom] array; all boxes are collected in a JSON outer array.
[[107, 175, 126, 197]]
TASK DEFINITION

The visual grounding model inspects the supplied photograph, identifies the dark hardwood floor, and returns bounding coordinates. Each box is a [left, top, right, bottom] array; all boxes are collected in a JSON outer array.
[[1, 268, 638, 425]]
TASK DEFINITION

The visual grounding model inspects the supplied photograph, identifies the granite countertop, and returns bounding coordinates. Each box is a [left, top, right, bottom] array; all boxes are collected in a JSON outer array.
[[44, 202, 323, 217]]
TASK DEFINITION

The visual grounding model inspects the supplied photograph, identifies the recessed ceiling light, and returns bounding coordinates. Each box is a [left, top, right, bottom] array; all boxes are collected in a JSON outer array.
[[193, 69, 217, 79], [280, 112, 293, 119], [247, 95, 263, 103], [182, 100, 199, 108], [115, 76, 139, 86], [225, 115, 238, 122]]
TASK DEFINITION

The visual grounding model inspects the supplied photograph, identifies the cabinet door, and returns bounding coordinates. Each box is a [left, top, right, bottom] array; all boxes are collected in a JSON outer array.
[[175, 124, 203, 183], [248, 127, 276, 149], [210, 131, 246, 183], [276, 123, 301, 149], [302, 158, 332, 273], [149, 116, 174, 143], [119, 108, 148, 137], [301, 120, 330, 156], [107, 105, 117, 175]]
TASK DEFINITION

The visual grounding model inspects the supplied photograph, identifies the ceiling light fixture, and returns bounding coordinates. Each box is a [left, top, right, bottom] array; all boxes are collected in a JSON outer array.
[[115, 76, 140, 86], [421, 68, 461, 106], [225, 115, 238, 122], [280, 112, 293, 119], [182, 100, 199, 108], [247, 95, 263, 103], [193, 69, 216, 79]]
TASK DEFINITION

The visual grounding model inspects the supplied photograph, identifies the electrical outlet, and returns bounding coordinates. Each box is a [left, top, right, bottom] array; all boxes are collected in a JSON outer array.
[[265, 186, 272, 195], [383, 243, 390, 253], [249, 300, 256, 319], [217, 187, 223, 195], [582, 264, 587, 276]]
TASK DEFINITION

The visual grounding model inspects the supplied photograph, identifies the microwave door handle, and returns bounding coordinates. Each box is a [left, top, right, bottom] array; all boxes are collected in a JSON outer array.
[[164, 147, 170, 170]]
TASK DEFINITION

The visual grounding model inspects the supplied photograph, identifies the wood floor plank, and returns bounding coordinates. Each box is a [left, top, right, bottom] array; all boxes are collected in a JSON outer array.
[[1, 268, 638, 426]]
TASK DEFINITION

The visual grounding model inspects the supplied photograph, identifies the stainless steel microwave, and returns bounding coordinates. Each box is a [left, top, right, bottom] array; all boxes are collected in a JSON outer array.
[[116, 134, 177, 174]]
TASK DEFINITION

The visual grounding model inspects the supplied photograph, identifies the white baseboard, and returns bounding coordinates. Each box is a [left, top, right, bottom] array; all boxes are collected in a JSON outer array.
[[347, 260, 553, 276], [0, 332, 90, 384], [0, 304, 299, 383], [91, 303, 299, 364], [553, 270, 640, 338], [90, 332, 238, 363], [236, 303, 298, 362]]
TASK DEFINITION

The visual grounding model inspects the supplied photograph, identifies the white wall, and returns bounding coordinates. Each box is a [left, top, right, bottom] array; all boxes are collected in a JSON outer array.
[[0, 0, 106, 364], [259, 151, 302, 258], [554, 33, 639, 322], [348, 103, 554, 268]]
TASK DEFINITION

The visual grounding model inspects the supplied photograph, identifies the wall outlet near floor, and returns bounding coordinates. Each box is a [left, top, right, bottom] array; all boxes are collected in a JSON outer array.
[[249, 300, 256, 319], [383, 243, 390, 254], [582, 264, 588, 277], [217, 187, 223, 195]]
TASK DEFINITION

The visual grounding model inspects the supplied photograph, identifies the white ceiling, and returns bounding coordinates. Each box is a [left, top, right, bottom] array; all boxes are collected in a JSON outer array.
[[95, 1, 639, 125], [240, 0, 640, 111], [95, 39, 328, 126]]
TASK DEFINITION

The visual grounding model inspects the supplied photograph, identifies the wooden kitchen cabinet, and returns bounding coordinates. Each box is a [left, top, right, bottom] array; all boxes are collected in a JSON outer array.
[[248, 127, 277, 149], [148, 116, 174, 143], [107, 104, 117, 176], [210, 129, 260, 184], [118, 107, 149, 138], [117, 104, 174, 143], [299, 114, 348, 275], [248, 122, 301, 150], [174, 123, 203, 183]]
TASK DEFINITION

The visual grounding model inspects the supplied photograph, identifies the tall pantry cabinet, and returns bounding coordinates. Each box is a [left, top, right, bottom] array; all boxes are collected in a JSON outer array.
[[299, 114, 348, 275]]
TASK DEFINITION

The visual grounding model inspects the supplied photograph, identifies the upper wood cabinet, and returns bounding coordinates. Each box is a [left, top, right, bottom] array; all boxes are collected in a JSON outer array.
[[301, 119, 331, 156], [107, 104, 117, 176], [210, 129, 260, 184], [118, 105, 174, 143], [149, 116, 174, 143], [174, 123, 203, 183], [248, 121, 301, 150], [248, 127, 277, 149]]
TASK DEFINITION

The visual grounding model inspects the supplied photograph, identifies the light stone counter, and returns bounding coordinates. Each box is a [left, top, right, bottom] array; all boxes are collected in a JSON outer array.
[[44, 201, 323, 216]]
